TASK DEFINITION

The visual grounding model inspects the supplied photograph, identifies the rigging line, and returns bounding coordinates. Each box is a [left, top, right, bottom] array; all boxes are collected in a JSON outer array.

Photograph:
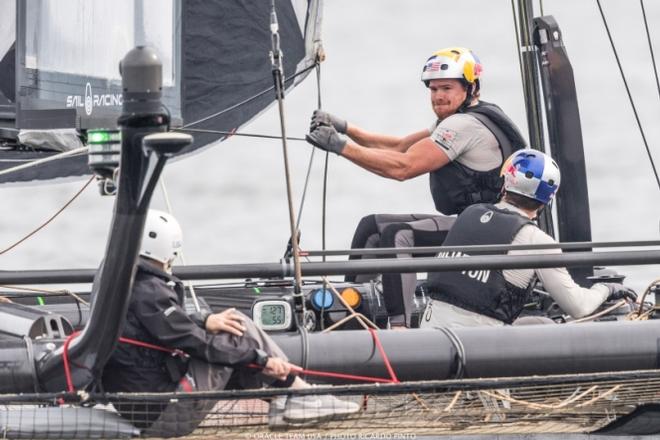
[[317, 63, 330, 263], [0, 146, 88, 178], [294, 147, 316, 231], [0, 285, 89, 306], [287, 59, 328, 259], [568, 300, 628, 324], [181, 63, 317, 130], [175, 127, 306, 142], [293, 62, 325, 233], [511, 0, 526, 101], [0, 176, 94, 256], [640, 0, 660, 104], [270, 1, 304, 303], [636, 277, 660, 317], [596, 0, 660, 191], [159, 177, 201, 313]]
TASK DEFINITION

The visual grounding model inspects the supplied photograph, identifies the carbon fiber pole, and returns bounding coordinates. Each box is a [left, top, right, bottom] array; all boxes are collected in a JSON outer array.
[[2, 248, 660, 285], [302, 240, 660, 257]]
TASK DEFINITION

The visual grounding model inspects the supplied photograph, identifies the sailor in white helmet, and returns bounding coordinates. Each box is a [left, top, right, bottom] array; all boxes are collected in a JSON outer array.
[[421, 149, 638, 328], [102, 209, 360, 432], [306, 47, 527, 328]]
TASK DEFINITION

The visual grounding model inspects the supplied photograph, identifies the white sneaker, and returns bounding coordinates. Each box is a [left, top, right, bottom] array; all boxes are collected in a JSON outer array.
[[268, 396, 288, 429], [282, 394, 361, 423]]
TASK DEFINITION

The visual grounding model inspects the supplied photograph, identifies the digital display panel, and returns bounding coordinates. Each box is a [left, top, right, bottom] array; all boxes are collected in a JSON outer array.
[[261, 304, 286, 326], [253, 299, 292, 331]]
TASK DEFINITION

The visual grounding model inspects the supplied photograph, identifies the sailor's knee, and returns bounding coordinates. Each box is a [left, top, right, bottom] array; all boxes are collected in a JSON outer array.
[[355, 214, 377, 235], [351, 214, 379, 248], [381, 224, 414, 248]]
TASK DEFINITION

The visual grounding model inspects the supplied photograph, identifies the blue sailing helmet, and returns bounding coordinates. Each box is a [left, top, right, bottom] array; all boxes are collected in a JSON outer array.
[[501, 149, 560, 204]]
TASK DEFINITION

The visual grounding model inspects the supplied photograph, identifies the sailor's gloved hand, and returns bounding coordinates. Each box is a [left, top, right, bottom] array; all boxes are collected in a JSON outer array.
[[306, 125, 347, 155], [310, 110, 347, 134], [601, 283, 638, 302]]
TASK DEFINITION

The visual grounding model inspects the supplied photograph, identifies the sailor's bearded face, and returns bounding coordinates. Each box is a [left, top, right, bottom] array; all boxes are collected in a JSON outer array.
[[428, 79, 468, 120]]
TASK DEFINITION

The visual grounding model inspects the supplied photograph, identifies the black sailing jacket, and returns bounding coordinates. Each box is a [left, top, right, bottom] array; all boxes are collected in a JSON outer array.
[[102, 259, 259, 393]]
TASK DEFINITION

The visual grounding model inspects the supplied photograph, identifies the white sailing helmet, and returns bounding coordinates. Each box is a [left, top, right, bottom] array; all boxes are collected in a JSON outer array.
[[140, 209, 183, 265], [501, 149, 561, 204], [421, 47, 483, 87]]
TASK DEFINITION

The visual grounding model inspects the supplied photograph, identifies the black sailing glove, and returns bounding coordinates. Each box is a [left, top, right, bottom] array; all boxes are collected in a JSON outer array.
[[310, 109, 347, 134], [306, 125, 347, 155], [601, 283, 638, 302]]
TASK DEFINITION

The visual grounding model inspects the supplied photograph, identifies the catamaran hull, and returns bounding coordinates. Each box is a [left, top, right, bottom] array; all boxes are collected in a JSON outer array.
[[272, 320, 660, 383]]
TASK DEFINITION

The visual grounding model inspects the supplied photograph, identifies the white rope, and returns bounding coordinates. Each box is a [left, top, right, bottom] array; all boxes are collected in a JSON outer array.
[[159, 176, 202, 313], [0, 146, 88, 178], [0, 285, 89, 306]]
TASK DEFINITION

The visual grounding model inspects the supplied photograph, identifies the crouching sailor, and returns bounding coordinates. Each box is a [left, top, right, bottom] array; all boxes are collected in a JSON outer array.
[[102, 209, 360, 435], [421, 149, 637, 328]]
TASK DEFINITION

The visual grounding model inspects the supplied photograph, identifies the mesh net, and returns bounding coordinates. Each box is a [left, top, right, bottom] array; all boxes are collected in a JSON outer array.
[[1, 369, 659, 439]]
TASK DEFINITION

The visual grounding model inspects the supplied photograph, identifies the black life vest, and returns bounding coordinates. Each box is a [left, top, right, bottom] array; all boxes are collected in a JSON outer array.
[[429, 101, 527, 215], [425, 204, 533, 324]]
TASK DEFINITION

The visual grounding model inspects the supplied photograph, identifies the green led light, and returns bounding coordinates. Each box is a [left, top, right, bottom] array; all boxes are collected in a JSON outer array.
[[88, 130, 120, 144]]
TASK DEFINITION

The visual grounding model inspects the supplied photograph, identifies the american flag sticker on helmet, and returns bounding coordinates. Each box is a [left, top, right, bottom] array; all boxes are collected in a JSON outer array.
[[425, 61, 441, 72]]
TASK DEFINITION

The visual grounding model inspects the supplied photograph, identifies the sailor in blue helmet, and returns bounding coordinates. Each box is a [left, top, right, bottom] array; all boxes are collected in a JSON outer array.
[[103, 210, 360, 434], [420, 149, 638, 328], [306, 48, 527, 327]]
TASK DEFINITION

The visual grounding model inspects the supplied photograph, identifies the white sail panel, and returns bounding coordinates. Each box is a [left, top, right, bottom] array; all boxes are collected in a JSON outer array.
[[24, 0, 175, 86], [0, 0, 15, 59]]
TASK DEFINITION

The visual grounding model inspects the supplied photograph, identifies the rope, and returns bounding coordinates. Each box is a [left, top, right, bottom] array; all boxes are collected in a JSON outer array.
[[515, 0, 544, 150], [0, 176, 94, 256], [315, 61, 330, 264], [0, 146, 88, 178], [118, 336, 187, 357], [437, 327, 466, 379], [568, 300, 627, 324], [63, 332, 398, 387], [292, 60, 326, 235], [62, 333, 189, 393], [297, 325, 310, 379], [368, 327, 400, 383], [62, 331, 81, 393], [635, 277, 660, 317], [159, 178, 202, 313], [294, 137, 316, 233], [596, 0, 660, 192], [288, 366, 396, 384], [175, 127, 306, 142], [181, 64, 316, 130], [269, 0, 304, 307], [640, 0, 660, 104], [0, 285, 89, 306], [511, 0, 526, 96], [315, 272, 378, 332], [443, 391, 462, 412]]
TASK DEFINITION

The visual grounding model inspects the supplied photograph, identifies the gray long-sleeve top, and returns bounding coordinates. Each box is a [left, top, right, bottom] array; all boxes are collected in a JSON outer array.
[[498, 202, 610, 318]]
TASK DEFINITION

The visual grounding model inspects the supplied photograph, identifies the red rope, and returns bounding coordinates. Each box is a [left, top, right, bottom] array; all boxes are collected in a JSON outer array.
[[62, 331, 81, 393], [368, 327, 400, 383], [62, 330, 400, 392], [118, 337, 187, 357], [291, 366, 396, 384]]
